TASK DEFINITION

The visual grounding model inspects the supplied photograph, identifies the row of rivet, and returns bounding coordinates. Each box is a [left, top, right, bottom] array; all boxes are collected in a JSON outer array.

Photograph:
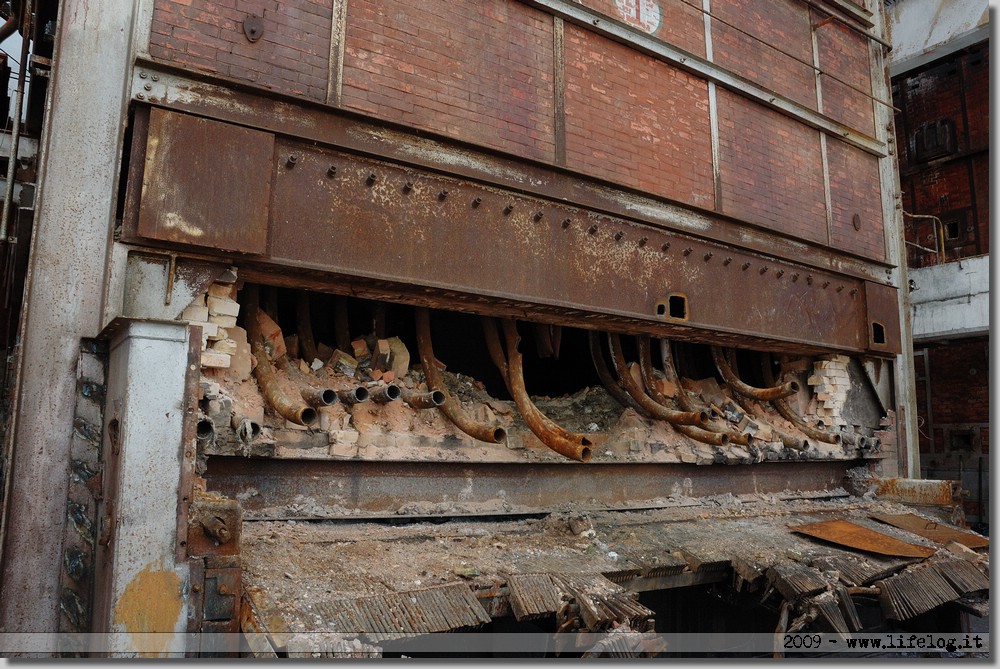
[[284, 157, 858, 296]]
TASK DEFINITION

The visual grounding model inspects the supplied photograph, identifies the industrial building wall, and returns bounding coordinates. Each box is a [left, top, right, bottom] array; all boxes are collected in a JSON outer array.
[[145, 0, 889, 262]]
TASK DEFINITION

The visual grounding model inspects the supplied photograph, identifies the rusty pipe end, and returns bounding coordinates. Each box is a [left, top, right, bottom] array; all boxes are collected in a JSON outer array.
[[718, 433, 730, 446], [491, 426, 507, 443], [371, 383, 402, 403], [338, 386, 370, 405], [428, 390, 446, 406], [196, 415, 215, 441], [788, 380, 801, 393], [295, 406, 319, 426], [232, 416, 262, 443], [301, 386, 338, 407], [579, 445, 592, 462]]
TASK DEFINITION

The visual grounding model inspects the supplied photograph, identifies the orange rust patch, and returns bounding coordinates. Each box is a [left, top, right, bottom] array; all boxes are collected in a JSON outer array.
[[113, 562, 183, 657]]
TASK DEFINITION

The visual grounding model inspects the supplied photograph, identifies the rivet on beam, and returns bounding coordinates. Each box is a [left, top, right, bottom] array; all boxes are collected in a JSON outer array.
[[472, 197, 482, 208], [534, 211, 544, 222], [286, 155, 298, 168], [561, 218, 571, 229], [742, 262, 751, 271], [503, 204, 514, 216], [402, 181, 414, 193], [703, 252, 713, 262], [438, 190, 449, 201], [366, 173, 377, 187], [588, 224, 599, 235], [638, 236, 648, 247], [723, 257, 732, 266], [661, 242, 670, 252], [326, 166, 337, 178]]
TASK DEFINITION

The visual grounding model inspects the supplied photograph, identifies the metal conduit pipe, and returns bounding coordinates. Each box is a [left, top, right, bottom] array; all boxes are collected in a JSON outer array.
[[657, 338, 706, 415], [196, 413, 216, 441], [337, 386, 370, 405], [587, 330, 644, 413], [840, 432, 868, 449], [296, 291, 320, 363], [414, 307, 506, 444], [300, 386, 337, 407], [244, 284, 319, 427], [400, 388, 446, 409], [710, 346, 799, 401], [608, 334, 726, 446], [610, 334, 707, 427], [498, 318, 592, 462], [370, 383, 401, 403]]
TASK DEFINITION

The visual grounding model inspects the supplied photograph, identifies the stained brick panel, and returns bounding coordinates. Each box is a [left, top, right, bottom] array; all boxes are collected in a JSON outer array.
[[827, 139, 884, 261], [716, 89, 826, 242], [341, 0, 556, 162], [563, 25, 715, 209], [573, 0, 706, 56], [817, 21, 874, 135]]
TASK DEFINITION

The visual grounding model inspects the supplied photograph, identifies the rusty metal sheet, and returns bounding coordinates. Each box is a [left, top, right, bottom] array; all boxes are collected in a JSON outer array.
[[874, 478, 957, 506], [864, 280, 902, 355], [790, 519, 936, 558], [267, 140, 867, 352], [870, 513, 989, 549], [137, 108, 272, 254]]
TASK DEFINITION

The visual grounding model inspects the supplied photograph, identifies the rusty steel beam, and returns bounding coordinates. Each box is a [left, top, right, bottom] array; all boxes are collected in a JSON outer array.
[[414, 308, 506, 444], [204, 458, 857, 519], [710, 346, 799, 401], [244, 284, 318, 427], [496, 318, 592, 463], [295, 291, 320, 364]]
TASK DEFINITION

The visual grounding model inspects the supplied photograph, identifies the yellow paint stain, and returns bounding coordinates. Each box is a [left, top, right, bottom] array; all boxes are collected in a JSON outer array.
[[113, 562, 183, 658]]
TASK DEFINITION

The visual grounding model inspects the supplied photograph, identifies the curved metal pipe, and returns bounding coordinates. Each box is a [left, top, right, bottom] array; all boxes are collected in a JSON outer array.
[[300, 386, 337, 407], [587, 330, 644, 413], [499, 319, 592, 462], [296, 291, 320, 363], [370, 383, 401, 403], [609, 334, 707, 427], [758, 354, 842, 445], [414, 307, 506, 444], [840, 432, 867, 449], [710, 346, 799, 401], [244, 284, 318, 427], [658, 338, 703, 415], [337, 386, 370, 405], [400, 388, 446, 409]]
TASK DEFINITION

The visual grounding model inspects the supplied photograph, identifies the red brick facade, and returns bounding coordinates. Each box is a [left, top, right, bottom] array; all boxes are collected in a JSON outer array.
[[893, 43, 990, 267]]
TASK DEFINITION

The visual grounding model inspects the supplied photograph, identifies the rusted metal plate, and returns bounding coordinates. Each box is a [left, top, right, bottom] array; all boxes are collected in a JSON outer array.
[[874, 478, 957, 506], [205, 458, 852, 518], [863, 280, 902, 354], [870, 513, 989, 549], [267, 140, 867, 352], [790, 519, 935, 558], [137, 108, 272, 254]]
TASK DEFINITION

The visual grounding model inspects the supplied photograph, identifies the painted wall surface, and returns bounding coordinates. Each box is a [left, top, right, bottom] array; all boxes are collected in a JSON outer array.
[[887, 0, 990, 75], [908, 254, 989, 341]]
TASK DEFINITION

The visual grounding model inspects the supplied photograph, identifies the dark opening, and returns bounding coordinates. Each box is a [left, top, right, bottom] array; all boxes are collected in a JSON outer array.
[[871, 322, 886, 345], [945, 219, 961, 240], [656, 302, 667, 316], [668, 294, 687, 320]]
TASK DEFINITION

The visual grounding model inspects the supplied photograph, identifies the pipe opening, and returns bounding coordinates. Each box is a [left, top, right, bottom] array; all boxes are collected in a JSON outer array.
[[197, 418, 215, 440], [300, 407, 318, 426], [318, 389, 336, 405], [580, 446, 592, 461]]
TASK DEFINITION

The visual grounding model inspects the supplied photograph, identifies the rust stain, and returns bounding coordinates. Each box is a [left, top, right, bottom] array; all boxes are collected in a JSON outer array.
[[870, 513, 989, 549], [875, 478, 955, 506], [113, 561, 183, 657]]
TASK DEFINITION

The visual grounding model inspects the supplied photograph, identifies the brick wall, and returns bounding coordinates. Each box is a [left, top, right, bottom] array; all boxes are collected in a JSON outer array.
[[573, 0, 706, 56], [563, 25, 715, 209], [341, 0, 556, 163], [712, 0, 816, 111], [816, 21, 874, 135], [716, 89, 826, 242], [915, 337, 990, 455], [827, 140, 885, 260], [893, 42, 989, 267], [149, 0, 333, 102]]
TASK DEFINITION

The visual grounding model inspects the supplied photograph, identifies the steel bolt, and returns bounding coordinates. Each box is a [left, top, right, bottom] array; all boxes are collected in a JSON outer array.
[[143, 83, 151, 91], [218, 584, 229, 595], [792, 273, 799, 282], [850, 288, 858, 296], [836, 285, 844, 292], [366, 173, 377, 186], [472, 197, 482, 208], [822, 281, 830, 288], [661, 242, 670, 252], [136, 93, 144, 100], [703, 252, 713, 261], [533, 211, 544, 222], [613, 231, 624, 241], [742, 262, 751, 271], [807, 275, 814, 285], [139, 72, 147, 79], [327, 166, 337, 178], [723, 257, 732, 266], [192, 584, 202, 593], [775, 269, 784, 278], [286, 155, 298, 168], [561, 218, 571, 229], [152, 75, 159, 82], [638, 236, 648, 247], [438, 190, 449, 201], [759, 266, 768, 274], [503, 204, 514, 215], [683, 248, 692, 256], [402, 181, 413, 193], [588, 224, 599, 235]]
